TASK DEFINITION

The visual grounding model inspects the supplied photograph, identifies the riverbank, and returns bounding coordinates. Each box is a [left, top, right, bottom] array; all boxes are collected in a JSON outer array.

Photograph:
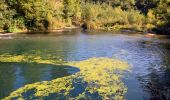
[[0, 26, 169, 37], [0, 26, 80, 35]]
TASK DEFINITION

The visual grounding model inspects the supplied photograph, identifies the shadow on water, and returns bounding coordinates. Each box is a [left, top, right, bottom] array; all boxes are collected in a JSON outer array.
[[0, 62, 79, 99], [137, 42, 170, 100]]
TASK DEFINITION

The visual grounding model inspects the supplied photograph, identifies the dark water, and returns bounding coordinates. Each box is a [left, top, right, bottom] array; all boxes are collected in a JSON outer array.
[[0, 30, 170, 100], [0, 63, 79, 99]]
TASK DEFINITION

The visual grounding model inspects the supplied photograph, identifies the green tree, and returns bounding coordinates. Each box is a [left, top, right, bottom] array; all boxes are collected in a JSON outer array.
[[146, 9, 156, 30], [5, 0, 51, 30], [63, 0, 81, 24], [0, 0, 16, 32], [154, 0, 170, 26]]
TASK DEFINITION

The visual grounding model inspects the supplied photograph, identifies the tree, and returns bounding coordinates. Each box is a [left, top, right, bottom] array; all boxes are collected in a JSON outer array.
[[154, 0, 170, 26], [0, 0, 16, 31], [63, 0, 81, 24], [5, 0, 51, 30]]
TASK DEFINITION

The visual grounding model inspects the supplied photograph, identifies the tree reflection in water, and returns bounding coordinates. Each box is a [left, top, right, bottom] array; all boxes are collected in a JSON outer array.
[[138, 42, 170, 100]]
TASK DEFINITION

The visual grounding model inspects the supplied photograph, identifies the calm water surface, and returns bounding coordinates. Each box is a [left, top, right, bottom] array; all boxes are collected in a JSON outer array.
[[0, 62, 79, 99], [0, 30, 170, 99]]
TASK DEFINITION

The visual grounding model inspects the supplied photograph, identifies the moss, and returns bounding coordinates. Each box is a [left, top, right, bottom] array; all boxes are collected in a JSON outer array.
[[0, 54, 129, 100]]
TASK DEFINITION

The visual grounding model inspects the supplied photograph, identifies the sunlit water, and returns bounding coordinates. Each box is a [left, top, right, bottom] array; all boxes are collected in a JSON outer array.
[[0, 30, 170, 99]]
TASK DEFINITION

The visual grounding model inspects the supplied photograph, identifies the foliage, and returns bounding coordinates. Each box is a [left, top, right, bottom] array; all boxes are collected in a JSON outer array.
[[63, 0, 81, 25], [153, 0, 170, 26], [0, 0, 16, 32], [84, 0, 135, 10], [82, 3, 145, 31], [0, 0, 169, 33], [112, 0, 135, 10], [146, 9, 156, 30]]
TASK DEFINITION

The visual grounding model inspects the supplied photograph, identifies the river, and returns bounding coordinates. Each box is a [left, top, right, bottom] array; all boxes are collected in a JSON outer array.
[[0, 30, 170, 100]]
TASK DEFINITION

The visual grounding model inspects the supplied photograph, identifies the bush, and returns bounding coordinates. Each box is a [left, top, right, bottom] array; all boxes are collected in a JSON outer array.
[[82, 3, 146, 31], [63, 0, 81, 23], [0, 0, 16, 31], [1, 0, 167, 32], [146, 9, 156, 30]]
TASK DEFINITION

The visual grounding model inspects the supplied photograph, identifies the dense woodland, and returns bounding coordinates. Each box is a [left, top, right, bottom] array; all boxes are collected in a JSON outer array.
[[0, 0, 170, 34]]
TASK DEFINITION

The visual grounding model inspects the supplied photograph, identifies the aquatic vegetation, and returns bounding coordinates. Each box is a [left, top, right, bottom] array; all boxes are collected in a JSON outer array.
[[0, 54, 129, 100], [0, 54, 64, 65], [68, 58, 129, 99]]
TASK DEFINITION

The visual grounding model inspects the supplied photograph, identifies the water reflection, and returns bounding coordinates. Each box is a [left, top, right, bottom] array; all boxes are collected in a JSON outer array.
[[2, 58, 129, 100], [138, 42, 170, 100], [0, 32, 170, 99], [0, 62, 79, 99]]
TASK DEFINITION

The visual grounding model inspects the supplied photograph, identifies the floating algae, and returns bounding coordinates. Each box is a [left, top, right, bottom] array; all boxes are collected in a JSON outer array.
[[0, 54, 129, 100], [0, 54, 64, 64]]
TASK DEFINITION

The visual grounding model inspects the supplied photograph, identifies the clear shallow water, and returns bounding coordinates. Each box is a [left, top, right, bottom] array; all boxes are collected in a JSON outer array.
[[0, 30, 170, 99], [0, 63, 79, 98]]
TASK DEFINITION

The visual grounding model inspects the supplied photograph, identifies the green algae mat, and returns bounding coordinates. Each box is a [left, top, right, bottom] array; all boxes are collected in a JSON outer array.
[[0, 54, 129, 100]]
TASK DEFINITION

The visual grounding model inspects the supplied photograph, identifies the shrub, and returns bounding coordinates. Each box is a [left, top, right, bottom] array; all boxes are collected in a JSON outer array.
[[82, 3, 146, 31], [146, 9, 156, 30], [63, 0, 81, 23], [0, 0, 16, 31], [1, 0, 166, 32]]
